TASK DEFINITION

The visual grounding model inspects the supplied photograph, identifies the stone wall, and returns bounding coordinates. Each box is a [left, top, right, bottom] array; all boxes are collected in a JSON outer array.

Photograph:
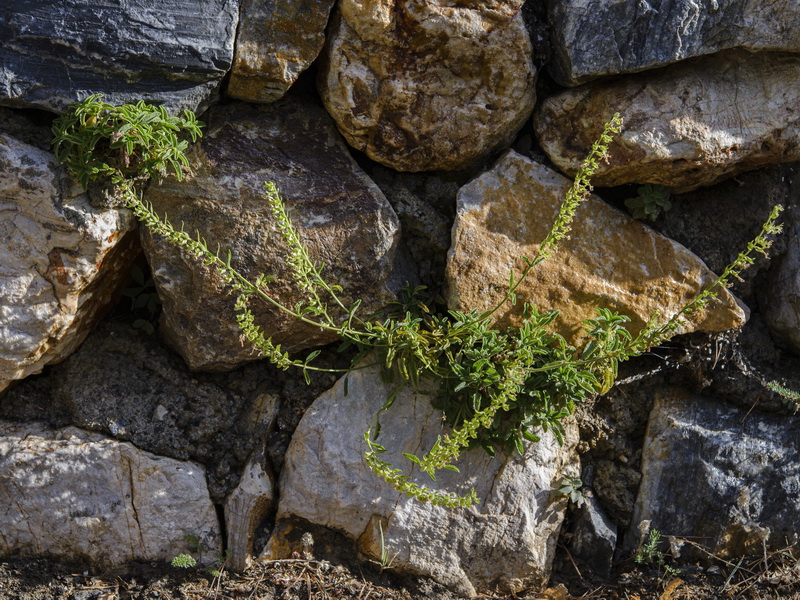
[[1, 0, 799, 596]]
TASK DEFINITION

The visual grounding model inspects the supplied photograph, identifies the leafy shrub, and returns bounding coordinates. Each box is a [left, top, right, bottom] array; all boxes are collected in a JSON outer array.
[[52, 97, 784, 508]]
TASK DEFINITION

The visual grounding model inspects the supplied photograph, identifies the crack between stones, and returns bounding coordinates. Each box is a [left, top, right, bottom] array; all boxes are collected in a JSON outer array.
[[124, 453, 146, 553]]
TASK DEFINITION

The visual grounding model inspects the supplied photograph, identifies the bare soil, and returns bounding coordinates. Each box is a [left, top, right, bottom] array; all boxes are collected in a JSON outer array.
[[2, 548, 798, 600]]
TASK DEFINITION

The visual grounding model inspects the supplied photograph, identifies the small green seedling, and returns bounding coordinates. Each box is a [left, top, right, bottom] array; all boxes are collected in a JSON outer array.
[[625, 184, 672, 221]]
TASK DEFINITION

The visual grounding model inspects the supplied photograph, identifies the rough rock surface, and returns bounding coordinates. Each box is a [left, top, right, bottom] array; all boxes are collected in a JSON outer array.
[[445, 150, 746, 346], [656, 163, 795, 302], [568, 494, 617, 578], [629, 389, 800, 557], [227, 0, 336, 103], [0, 0, 238, 113], [0, 133, 138, 394], [761, 165, 800, 353], [141, 99, 406, 371], [264, 365, 579, 597], [0, 421, 222, 567], [548, 0, 800, 86], [534, 51, 800, 193], [318, 1, 536, 171]]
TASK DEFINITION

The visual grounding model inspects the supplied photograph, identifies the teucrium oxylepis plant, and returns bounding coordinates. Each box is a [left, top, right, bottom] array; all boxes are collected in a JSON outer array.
[[53, 97, 783, 508]]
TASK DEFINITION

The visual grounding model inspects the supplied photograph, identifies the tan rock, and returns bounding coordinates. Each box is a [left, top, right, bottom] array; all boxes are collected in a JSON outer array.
[[141, 99, 406, 371], [534, 51, 800, 192], [0, 421, 222, 567], [318, 1, 535, 171], [0, 133, 138, 393], [445, 151, 747, 346], [226, 0, 336, 103], [263, 365, 578, 596]]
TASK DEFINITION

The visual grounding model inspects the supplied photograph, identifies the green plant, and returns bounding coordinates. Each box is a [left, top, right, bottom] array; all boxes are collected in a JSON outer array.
[[52, 97, 784, 509], [767, 381, 800, 413], [558, 476, 587, 508], [625, 184, 672, 221], [171, 553, 197, 569], [634, 529, 681, 580], [377, 520, 399, 572]]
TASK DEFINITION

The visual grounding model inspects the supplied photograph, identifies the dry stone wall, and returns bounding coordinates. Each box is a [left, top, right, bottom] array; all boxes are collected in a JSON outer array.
[[1, 0, 800, 596]]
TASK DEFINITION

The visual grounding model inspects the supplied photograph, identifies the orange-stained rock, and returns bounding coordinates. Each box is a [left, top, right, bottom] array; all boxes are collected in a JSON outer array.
[[445, 151, 747, 346], [0, 133, 138, 394], [226, 0, 336, 103], [534, 51, 800, 193], [318, 1, 535, 171]]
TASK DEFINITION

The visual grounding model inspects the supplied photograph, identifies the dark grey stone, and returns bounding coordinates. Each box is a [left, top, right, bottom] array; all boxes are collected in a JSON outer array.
[[628, 388, 800, 558], [569, 494, 618, 578], [548, 0, 800, 86], [0, 0, 239, 113]]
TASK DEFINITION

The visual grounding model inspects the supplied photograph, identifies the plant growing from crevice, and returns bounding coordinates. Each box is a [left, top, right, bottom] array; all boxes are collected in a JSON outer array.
[[625, 183, 672, 221], [52, 97, 784, 509], [767, 380, 800, 413], [558, 476, 587, 508]]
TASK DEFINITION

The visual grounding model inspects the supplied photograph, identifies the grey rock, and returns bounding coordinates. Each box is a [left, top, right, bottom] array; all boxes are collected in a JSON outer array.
[[0, 133, 138, 394], [534, 51, 800, 193], [761, 165, 800, 354], [0, 0, 238, 114], [568, 494, 617, 578], [263, 365, 579, 596], [629, 388, 800, 558], [141, 99, 406, 371], [318, 1, 535, 171], [0, 421, 222, 568], [548, 0, 800, 86], [227, 0, 336, 103]]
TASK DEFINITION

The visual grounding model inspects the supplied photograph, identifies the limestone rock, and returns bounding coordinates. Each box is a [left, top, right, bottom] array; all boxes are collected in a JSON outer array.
[[318, 1, 535, 171], [0, 0, 238, 113], [534, 51, 800, 193], [227, 0, 336, 103], [0, 133, 138, 394], [0, 421, 222, 567], [548, 0, 800, 86], [264, 365, 578, 596], [446, 151, 746, 345], [141, 99, 406, 371], [628, 388, 800, 557]]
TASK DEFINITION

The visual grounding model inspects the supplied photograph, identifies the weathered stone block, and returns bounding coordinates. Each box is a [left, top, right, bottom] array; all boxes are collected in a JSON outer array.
[[0, 421, 222, 567], [264, 365, 578, 596], [445, 150, 746, 347]]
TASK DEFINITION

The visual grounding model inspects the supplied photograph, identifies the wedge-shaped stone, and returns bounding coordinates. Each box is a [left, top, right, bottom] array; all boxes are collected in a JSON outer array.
[[141, 99, 406, 371], [264, 365, 578, 597], [0, 133, 138, 394], [227, 0, 336, 103], [628, 389, 800, 557], [445, 151, 746, 345], [548, 0, 800, 86], [0, 421, 222, 567], [0, 0, 238, 113], [535, 52, 800, 192], [318, 1, 535, 171]]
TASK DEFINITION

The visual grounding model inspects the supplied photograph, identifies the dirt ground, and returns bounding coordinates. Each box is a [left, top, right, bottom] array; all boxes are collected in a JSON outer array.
[[1, 547, 798, 600]]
